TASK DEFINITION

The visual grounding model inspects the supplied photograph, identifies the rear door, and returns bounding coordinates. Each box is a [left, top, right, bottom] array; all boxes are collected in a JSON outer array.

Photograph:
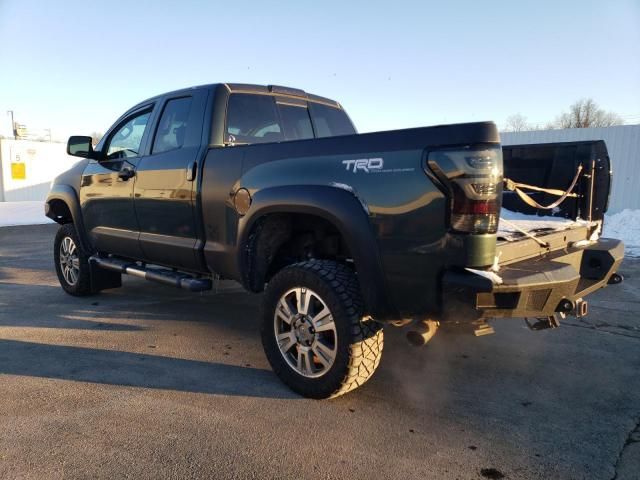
[[133, 89, 208, 271]]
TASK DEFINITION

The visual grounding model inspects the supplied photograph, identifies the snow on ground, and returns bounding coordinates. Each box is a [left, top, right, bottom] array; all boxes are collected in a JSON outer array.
[[0, 201, 53, 227], [603, 209, 640, 258]]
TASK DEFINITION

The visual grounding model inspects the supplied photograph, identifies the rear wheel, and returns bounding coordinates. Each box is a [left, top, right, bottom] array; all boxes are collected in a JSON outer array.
[[261, 260, 384, 399], [54, 223, 93, 296]]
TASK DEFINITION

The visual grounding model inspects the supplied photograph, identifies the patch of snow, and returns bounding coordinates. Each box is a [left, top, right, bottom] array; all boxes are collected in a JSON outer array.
[[499, 208, 584, 235], [603, 209, 640, 258], [500, 207, 639, 258], [0, 201, 53, 227], [466, 267, 503, 285]]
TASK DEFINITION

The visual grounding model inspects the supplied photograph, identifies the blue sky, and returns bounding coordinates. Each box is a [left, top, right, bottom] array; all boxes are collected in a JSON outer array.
[[0, 0, 638, 140]]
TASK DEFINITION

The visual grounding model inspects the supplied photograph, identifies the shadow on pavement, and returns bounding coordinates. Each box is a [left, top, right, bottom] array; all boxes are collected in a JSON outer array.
[[0, 314, 146, 331], [0, 339, 298, 400]]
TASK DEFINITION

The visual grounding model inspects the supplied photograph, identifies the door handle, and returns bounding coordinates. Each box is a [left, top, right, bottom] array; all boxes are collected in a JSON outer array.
[[186, 161, 197, 182], [118, 165, 136, 180]]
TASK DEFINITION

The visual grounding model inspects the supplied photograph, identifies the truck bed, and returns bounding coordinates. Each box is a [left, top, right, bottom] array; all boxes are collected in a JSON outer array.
[[496, 209, 597, 266], [498, 208, 593, 243], [497, 140, 610, 267]]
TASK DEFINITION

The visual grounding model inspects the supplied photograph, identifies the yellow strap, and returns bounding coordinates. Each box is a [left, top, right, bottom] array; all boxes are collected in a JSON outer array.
[[507, 182, 579, 197], [504, 165, 583, 210]]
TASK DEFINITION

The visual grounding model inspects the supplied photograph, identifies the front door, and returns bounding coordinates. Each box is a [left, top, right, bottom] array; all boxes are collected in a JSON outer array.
[[80, 107, 153, 258], [133, 91, 207, 271]]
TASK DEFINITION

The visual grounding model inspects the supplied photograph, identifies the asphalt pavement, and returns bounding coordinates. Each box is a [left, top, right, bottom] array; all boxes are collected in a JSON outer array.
[[1, 224, 639, 480]]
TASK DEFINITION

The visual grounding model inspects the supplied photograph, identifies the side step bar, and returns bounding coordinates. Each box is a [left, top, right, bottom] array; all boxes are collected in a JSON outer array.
[[90, 256, 212, 292]]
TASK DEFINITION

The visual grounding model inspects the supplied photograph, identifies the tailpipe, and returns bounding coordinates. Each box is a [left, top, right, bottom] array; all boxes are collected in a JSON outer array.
[[406, 320, 439, 347]]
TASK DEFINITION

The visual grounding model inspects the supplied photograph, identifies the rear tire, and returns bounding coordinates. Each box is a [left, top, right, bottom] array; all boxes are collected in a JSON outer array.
[[261, 260, 384, 399], [54, 223, 93, 296]]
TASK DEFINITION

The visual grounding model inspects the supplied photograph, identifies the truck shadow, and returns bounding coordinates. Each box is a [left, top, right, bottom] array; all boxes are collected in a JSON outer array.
[[0, 339, 298, 399]]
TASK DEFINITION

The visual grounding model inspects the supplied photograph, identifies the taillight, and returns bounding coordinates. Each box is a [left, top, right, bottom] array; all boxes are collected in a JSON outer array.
[[427, 146, 503, 234]]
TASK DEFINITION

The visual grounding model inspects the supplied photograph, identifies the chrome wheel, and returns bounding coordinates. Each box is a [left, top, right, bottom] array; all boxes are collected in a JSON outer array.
[[274, 287, 338, 378], [59, 236, 80, 286]]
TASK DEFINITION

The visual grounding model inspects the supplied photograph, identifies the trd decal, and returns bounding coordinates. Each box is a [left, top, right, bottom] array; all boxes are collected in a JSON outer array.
[[342, 158, 384, 173], [341, 157, 415, 174]]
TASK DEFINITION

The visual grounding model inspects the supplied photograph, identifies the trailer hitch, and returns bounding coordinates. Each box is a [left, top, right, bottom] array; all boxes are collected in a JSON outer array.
[[571, 298, 588, 318]]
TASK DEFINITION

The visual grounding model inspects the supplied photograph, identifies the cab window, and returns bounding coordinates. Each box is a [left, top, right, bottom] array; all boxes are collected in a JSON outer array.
[[277, 104, 314, 141], [152, 97, 193, 154], [226, 94, 283, 144], [308, 102, 356, 138], [105, 111, 151, 159]]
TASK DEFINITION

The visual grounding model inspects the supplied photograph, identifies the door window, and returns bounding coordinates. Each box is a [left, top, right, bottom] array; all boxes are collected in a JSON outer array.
[[152, 97, 193, 154], [226, 94, 283, 144], [105, 111, 151, 160]]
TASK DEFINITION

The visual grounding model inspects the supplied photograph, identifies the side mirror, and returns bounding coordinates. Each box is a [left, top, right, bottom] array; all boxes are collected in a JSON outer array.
[[67, 136, 95, 158]]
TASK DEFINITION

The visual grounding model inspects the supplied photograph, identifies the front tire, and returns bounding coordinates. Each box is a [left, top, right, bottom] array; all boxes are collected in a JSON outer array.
[[261, 260, 384, 399], [54, 223, 93, 296]]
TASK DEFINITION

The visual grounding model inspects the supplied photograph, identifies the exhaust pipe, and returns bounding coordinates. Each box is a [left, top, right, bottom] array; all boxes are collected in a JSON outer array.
[[407, 320, 439, 347]]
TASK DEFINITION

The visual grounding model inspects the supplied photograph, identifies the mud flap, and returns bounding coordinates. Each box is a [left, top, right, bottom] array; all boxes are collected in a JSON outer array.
[[89, 258, 122, 293]]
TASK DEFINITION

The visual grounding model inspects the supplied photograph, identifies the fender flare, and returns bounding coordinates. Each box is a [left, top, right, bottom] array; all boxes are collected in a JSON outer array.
[[45, 184, 92, 253], [237, 185, 397, 319]]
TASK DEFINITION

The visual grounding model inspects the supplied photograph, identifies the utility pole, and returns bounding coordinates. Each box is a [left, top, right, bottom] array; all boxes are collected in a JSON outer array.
[[6, 110, 15, 138]]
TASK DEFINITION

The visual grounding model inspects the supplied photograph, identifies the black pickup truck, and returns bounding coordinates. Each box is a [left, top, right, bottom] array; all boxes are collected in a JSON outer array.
[[46, 83, 624, 398]]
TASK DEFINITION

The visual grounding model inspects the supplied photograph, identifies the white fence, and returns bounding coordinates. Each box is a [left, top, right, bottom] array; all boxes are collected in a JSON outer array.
[[501, 125, 640, 214], [0, 139, 77, 202], [1, 126, 638, 213]]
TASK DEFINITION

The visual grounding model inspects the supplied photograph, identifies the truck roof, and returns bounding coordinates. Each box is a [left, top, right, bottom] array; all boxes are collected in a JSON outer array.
[[131, 83, 342, 112]]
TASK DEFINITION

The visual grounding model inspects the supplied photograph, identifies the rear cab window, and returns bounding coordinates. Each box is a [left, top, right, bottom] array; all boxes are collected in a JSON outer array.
[[226, 94, 283, 144], [276, 101, 314, 141], [308, 102, 356, 138], [225, 93, 356, 144]]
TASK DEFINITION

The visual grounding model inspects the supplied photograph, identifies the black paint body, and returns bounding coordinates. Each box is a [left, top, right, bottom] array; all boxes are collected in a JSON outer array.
[[46, 83, 622, 322]]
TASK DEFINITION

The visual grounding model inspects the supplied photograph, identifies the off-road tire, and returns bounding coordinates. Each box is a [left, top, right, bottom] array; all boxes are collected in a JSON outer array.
[[54, 223, 93, 296], [261, 259, 384, 399]]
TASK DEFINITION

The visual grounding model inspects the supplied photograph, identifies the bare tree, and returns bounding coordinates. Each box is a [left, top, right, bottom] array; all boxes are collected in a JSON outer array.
[[503, 113, 533, 132], [90, 131, 103, 145], [552, 98, 623, 128]]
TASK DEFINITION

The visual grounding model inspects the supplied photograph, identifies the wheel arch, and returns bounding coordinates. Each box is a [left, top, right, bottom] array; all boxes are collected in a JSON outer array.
[[237, 185, 397, 319], [45, 184, 92, 253]]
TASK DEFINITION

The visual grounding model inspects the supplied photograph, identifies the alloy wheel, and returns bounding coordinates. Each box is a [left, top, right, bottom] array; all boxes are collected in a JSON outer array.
[[59, 236, 80, 286], [273, 287, 338, 378]]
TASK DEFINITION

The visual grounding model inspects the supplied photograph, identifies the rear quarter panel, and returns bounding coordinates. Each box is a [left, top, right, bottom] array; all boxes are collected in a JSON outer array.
[[202, 122, 499, 318]]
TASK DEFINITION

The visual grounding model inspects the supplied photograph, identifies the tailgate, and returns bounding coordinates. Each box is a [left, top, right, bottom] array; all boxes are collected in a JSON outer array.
[[496, 221, 595, 266]]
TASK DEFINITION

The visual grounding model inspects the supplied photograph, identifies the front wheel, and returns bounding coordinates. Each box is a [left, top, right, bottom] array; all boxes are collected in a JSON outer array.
[[261, 260, 384, 399], [54, 223, 93, 296]]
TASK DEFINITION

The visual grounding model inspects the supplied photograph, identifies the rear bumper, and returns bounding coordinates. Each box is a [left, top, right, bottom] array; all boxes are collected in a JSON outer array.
[[442, 238, 624, 321]]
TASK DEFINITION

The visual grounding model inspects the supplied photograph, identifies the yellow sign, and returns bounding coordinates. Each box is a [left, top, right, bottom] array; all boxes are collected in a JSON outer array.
[[11, 163, 26, 180]]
